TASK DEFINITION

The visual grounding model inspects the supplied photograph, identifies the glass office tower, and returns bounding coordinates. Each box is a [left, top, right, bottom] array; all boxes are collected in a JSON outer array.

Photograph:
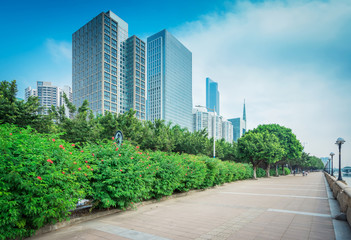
[[147, 29, 193, 130], [126, 35, 146, 120], [72, 11, 130, 116], [206, 77, 220, 115]]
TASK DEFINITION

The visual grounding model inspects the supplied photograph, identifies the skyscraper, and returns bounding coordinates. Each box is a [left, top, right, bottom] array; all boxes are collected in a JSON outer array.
[[147, 29, 193, 130], [228, 101, 247, 142], [206, 77, 220, 115], [72, 11, 145, 119]]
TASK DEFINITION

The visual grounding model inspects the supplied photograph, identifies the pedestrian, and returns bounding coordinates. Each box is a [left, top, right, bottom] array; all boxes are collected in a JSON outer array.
[[302, 170, 305, 176]]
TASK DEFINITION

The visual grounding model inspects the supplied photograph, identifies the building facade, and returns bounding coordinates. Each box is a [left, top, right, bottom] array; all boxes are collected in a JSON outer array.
[[193, 106, 233, 142], [206, 77, 220, 115], [25, 81, 72, 118], [147, 29, 193, 130], [72, 11, 145, 119], [126, 35, 146, 120]]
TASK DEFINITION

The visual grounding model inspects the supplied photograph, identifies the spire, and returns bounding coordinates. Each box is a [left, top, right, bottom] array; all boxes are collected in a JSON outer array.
[[243, 99, 246, 121]]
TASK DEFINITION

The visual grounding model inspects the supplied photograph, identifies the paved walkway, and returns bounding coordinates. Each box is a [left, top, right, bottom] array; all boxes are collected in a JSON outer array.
[[31, 172, 345, 240]]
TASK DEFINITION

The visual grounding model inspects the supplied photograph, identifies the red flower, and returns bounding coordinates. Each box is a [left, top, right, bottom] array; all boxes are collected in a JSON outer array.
[[74, 162, 77, 164], [115, 148, 119, 151], [87, 165, 90, 168], [92, 153, 95, 157], [119, 154, 121, 157], [78, 168, 81, 171], [81, 150, 84, 153], [37, 176, 42, 180], [72, 172, 75, 174], [101, 159, 104, 162], [47, 159, 53, 164], [149, 165, 151, 167], [185, 174, 187, 176], [71, 144, 75, 147], [131, 157, 133, 159], [112, 137, 115, 140], [52, 139, 55, 142], [146, 167, 149, 169], [9, 133, 12, 135], [136, 146, 139, 149], [120, 169, 123, 171], [62, 171, 65, 174], [139, 175, 142, 177], [85, 161, 88, 163], [84, 173, 87, 176], [59, 144, 64, 149], [69, 152, 72, 155], [91, 168, 93, 171]]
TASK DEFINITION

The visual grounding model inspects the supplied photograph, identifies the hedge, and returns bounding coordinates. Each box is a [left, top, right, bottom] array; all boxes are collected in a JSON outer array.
[[0, 124, 261, 239]]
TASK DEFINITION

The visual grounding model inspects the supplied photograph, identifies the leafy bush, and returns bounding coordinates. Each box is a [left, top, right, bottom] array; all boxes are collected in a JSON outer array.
[[0, 124, 255, 239], [0, 124, 92, 239], [256, 168, 267, 178]]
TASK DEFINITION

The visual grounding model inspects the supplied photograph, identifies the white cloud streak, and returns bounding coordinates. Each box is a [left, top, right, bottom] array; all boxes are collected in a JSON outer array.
[[46, 39, 72, 62]]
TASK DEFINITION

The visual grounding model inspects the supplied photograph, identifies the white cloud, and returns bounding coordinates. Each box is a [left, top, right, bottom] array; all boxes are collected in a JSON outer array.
[[174, 0, 351, 166], [46, 39, 72, 62]]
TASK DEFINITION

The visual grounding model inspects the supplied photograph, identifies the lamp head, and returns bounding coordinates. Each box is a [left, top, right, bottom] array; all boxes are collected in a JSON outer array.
[[335, 137, 345, 145], [330, 152, 335, 157]]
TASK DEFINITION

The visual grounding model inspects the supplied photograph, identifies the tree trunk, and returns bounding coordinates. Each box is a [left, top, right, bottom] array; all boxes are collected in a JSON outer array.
[[275, 164, 279, 177], [266, 164, 270, 177], [253, 165, 257, 179]]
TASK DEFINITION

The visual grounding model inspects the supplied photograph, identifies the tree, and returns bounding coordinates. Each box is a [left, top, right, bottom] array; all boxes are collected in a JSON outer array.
[[251, 124, 303, 176], [0, 80, 53, 132], [238, 130, 282, 179]]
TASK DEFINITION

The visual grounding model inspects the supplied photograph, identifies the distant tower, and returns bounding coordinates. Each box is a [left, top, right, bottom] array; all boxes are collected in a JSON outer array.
[[206, 77, 220, 115], [243, 99, 246, 134]]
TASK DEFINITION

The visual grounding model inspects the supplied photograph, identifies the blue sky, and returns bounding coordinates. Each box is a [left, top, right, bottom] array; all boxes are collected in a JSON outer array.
[[1, 0, 351, 166]]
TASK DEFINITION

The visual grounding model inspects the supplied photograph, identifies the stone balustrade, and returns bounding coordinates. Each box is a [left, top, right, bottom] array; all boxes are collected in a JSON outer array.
[[325, 172, 351, 227]]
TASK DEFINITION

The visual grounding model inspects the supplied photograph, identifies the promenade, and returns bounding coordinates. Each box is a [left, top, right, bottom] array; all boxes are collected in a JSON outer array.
[[31, 172, 349, 240]]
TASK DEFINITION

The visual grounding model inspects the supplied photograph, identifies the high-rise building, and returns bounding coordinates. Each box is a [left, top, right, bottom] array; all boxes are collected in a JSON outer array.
[[206, 77, 220, 115], [147, 29, 193, 130], [25, 81, 72, 118], [25, 86, 37, 101], [228, 101, 247, 142], [72, 11, 145, 119], [193, 106, 233, 142], [126, 35, 146, 120]]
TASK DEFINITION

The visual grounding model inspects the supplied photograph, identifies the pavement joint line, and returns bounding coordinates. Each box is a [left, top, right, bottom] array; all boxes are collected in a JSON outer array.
[[83, 222, 171, 240], [267, 208, 331, 217], [220, 191, 328, 199], [243, 187, 326, 192]]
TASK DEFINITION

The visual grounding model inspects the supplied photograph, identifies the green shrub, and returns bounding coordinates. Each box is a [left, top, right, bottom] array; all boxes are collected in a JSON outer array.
[[0, 124, 92, 239], [256, 168, 266, 178]]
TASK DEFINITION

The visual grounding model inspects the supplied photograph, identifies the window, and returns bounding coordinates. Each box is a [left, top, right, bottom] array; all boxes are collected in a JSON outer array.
[[112, 39, 117, 48], [136, 46, 140, 54], [104, 34, 110, 43], [141, 58, 145, 64], [136, 70, 140, 77], [112, 30, 117, 39], [141, 66, 145, 72], [111, 103, 117, 111], [111, 75, 117, 84], [104, 62, 110, 72], [104, 53, 110, 63], [111, 48, 117, 57], [141, 50, 145, 57], [104, 43, 110, 54], [104, 82, 110, 91], [104, 27, 110, 35], [136, 62, 140, 70], [111, 57, 117, 66], [141, 73, 145, 80], [104, 91, 110, 100], [104, 72, 110, 81], [111, 66, 117, 75]]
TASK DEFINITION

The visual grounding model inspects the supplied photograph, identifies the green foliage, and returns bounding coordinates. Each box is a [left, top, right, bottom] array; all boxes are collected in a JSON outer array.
[[0, 124, 92, 239], [237, 130, 282, 178], [0, 80, 53, 133]]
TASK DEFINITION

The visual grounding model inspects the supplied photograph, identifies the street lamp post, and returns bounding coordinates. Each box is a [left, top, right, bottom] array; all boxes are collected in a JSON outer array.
[[335, 137, 345, 181], [330, 152, 335, 177], [195, 105, 216, 158]]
